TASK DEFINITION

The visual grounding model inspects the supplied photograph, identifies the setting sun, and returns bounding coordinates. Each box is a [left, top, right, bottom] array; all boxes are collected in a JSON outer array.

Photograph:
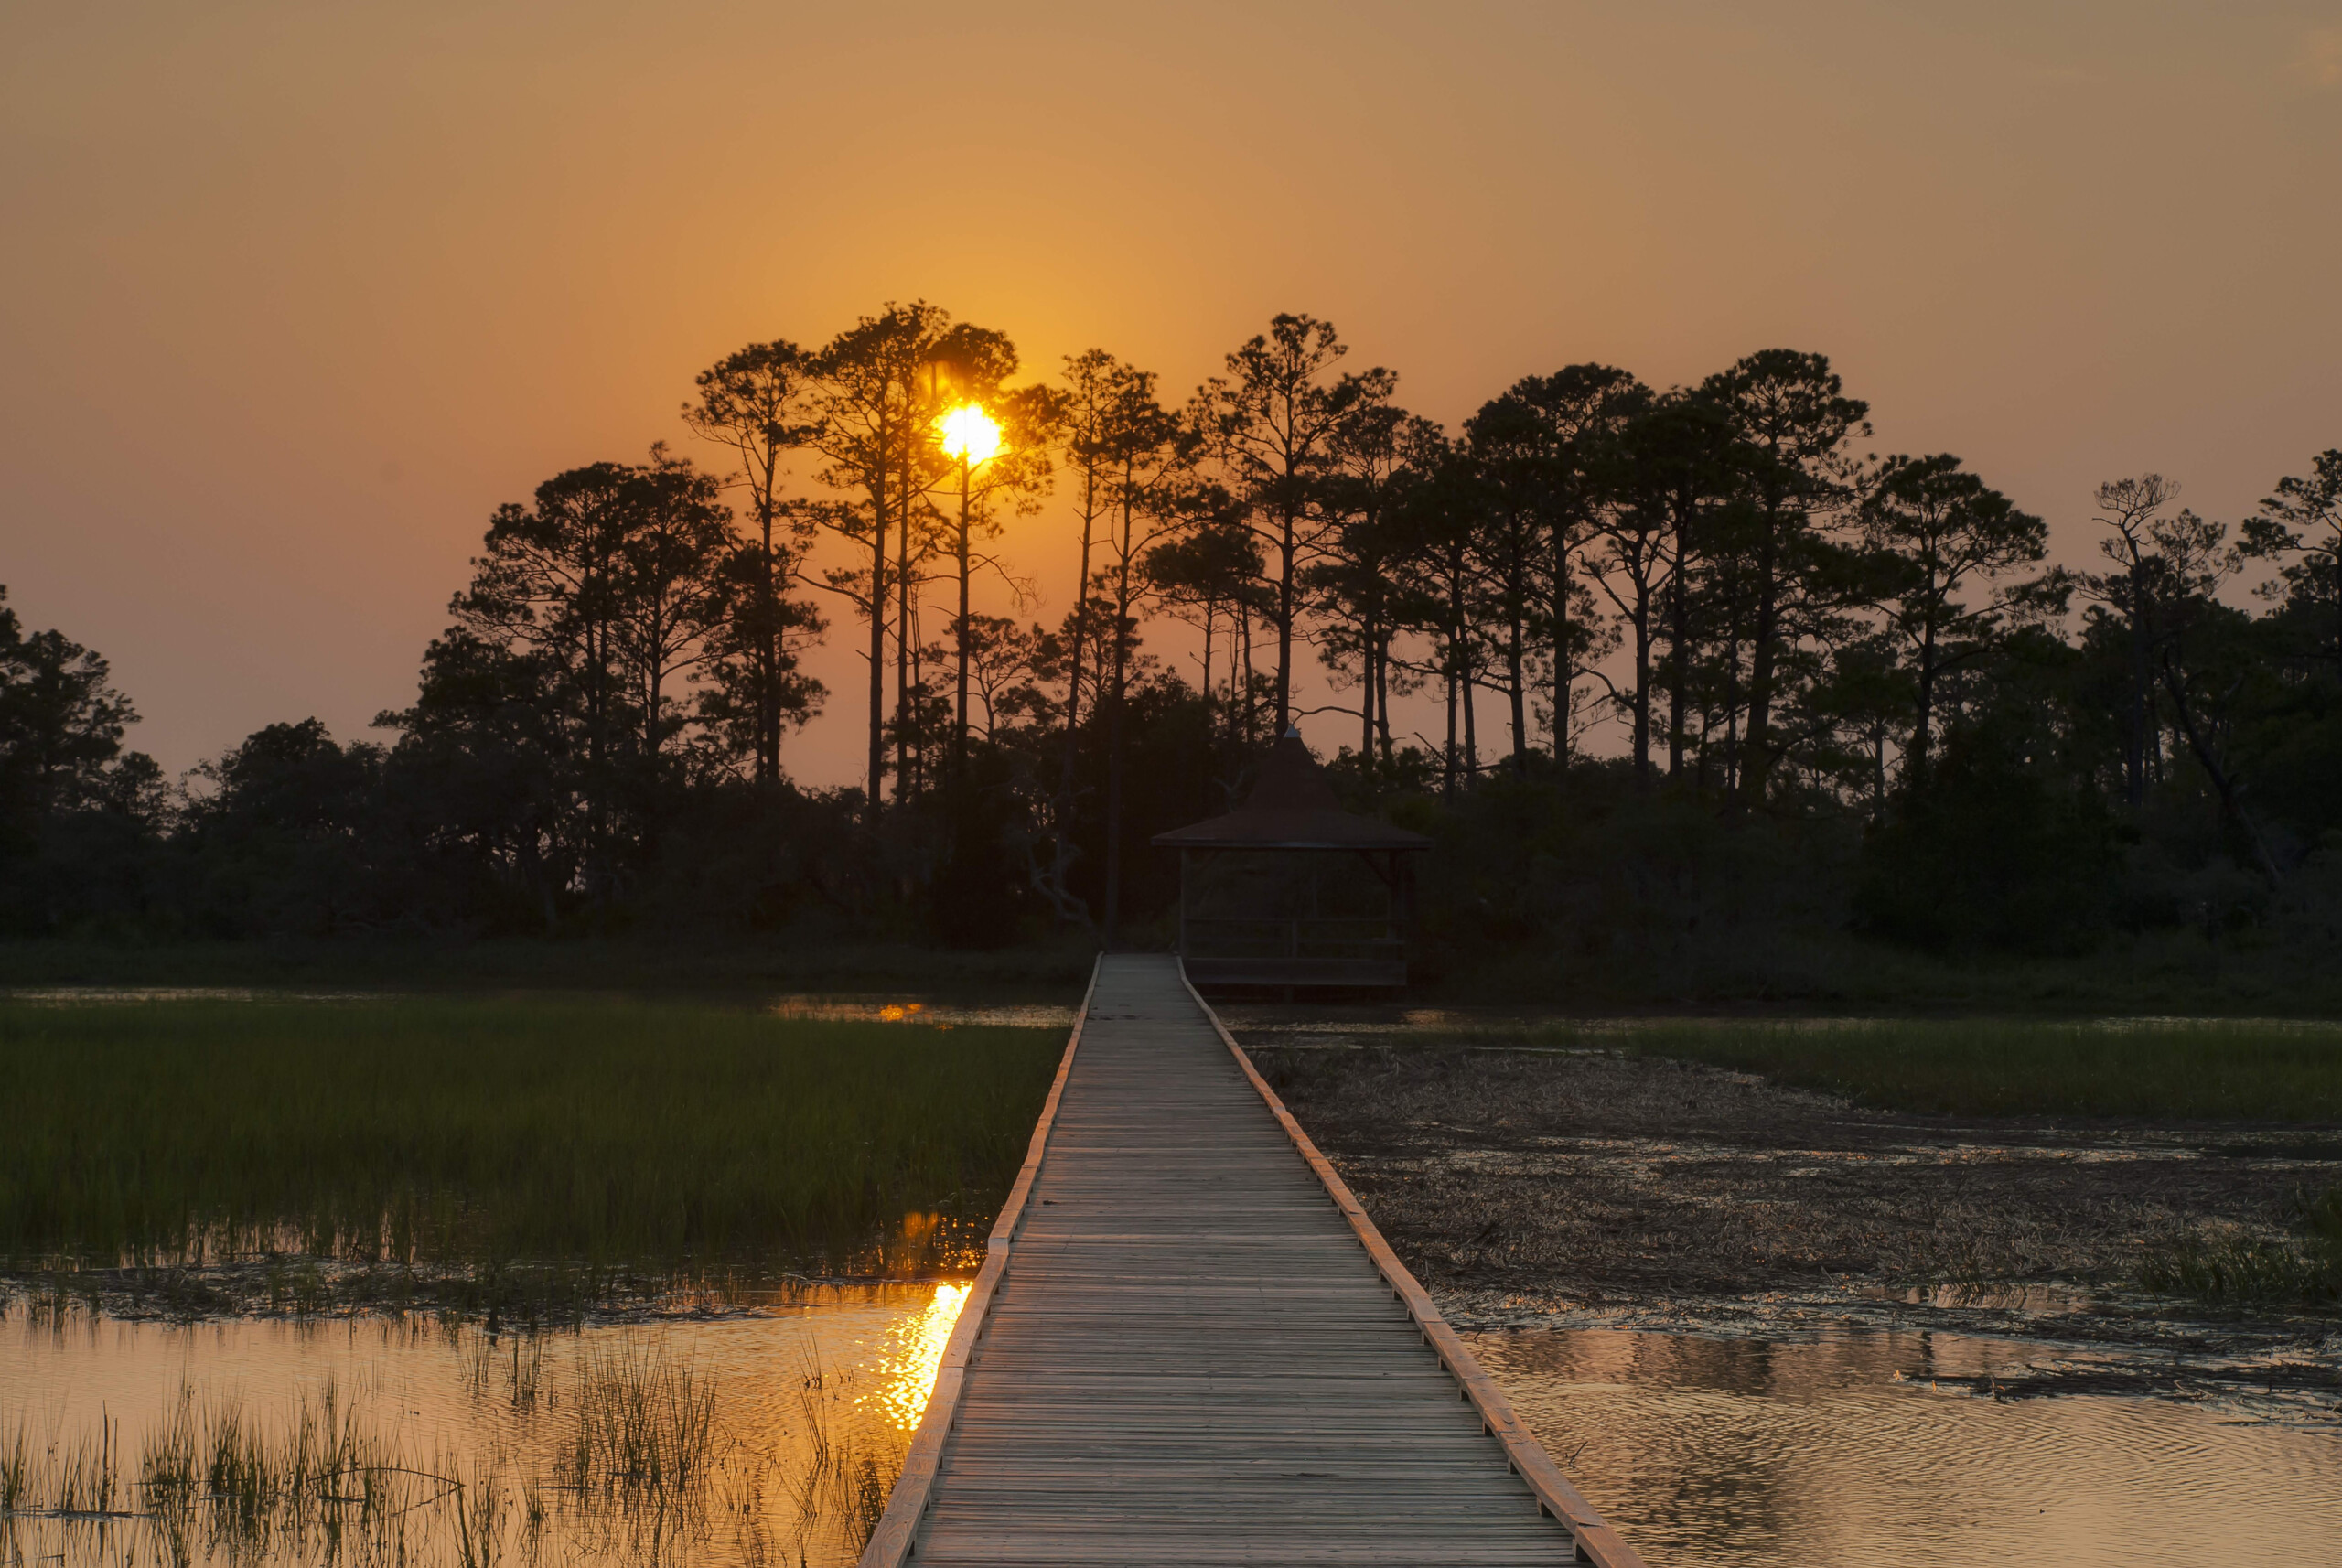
[[938, 403, 1001, 465]]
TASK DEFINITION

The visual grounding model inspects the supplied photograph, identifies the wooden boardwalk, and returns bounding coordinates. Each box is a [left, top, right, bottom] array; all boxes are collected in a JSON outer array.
[[862, 954, 1645, 1568]]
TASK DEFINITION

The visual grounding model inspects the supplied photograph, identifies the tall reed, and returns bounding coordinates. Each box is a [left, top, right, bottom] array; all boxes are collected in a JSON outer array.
[[557, 1335, 718, 1503], [7, 1327, 908, 1564]]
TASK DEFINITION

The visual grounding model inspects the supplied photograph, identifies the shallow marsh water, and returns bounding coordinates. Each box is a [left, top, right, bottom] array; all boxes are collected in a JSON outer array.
[[0, 1283, 966, 1567], [9, 1300, 2340, 1566], [1475, 1322, 2342, 1567]]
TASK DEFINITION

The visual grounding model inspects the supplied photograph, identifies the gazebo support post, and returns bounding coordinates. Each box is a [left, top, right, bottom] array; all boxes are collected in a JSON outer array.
[[1177, 848, 1190, 960], [1391, 851, 1404, 953]]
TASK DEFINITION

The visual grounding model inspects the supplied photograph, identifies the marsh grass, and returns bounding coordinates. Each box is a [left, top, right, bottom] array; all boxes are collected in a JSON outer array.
[[5, 1328, 896, 1565], [542, 1329, 894, 1563], [0, 1413, 131, 1523], [1394, 1016, 2342, 1121], [124, 1375, 455, 1565], [0, 996, 1062, 1314], [2141, 1187, 2342, 1311], [462, 1329, 545, 1409], [557, 1337, 718, 1503], [2140, 1232, 2331, 1305], [775, 1340, 899, 1556]]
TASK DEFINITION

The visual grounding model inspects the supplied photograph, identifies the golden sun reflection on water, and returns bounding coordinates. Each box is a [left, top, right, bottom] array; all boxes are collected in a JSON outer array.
[[870, 1282, 969, 1430]]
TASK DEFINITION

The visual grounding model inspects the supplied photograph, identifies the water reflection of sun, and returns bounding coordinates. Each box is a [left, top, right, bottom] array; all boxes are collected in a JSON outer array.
[[871, 1283, 969, 1430]]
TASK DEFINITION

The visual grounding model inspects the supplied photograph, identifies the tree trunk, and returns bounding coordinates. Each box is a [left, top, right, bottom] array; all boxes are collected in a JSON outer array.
[[1742, 523, 1781, 811], [1103, 630, 1126, 950], [1199, 596, 1217, 809], [1631, 592, 1653, 789], [1909, 611, 1939, 787], [1275, 512, 1296, 730], [895, 401, 919, 810], [1721, 634, 1743, 800], [754, 478, 775, 783], [866, 467, 888, 825], [1103, 689, 1124, 947], [896, 499, 913, 807], [1463, 669, 1478, 778], [1506, 624, 1528, 771], [1443, 651, 1458, 800], [1666, 555, 1689, 782], [1368, 631, 1386, 772], [2124, 565, 2151, 810], [1103, 492, 1136, 947], [1241, 607, 1256, 748], [2160, 653, 2281, 880], [757, 435, 786, 785], [1552, 540, 1571, 768], [1060, 473, 1096, 803], [953, 462, 972, 793]]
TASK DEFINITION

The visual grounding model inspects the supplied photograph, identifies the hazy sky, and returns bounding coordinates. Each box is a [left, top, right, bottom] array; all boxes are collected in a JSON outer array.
[[5, 2, 2338, 782]]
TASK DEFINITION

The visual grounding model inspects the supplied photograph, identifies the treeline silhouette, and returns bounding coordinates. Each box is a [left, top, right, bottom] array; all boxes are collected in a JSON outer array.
[[5, 305, 2338, 986]]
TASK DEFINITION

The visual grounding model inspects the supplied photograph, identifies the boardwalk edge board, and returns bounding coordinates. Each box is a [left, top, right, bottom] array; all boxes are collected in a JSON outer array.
[[1179, 962, 1651, 1568], [857, 953, 1102, 1568]]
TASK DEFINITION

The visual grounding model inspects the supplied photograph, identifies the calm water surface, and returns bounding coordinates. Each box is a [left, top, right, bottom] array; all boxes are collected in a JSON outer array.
[[6, 1298, 2337, 1565], [1, 1284, 964, 1566], [1472, 1323, 2342, 1568]]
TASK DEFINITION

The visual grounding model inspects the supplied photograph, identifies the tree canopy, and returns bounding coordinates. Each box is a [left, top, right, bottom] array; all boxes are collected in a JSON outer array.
[[5, 308, 2338, 975]]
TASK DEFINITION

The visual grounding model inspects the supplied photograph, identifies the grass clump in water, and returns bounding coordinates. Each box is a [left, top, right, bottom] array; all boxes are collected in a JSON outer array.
[[775, 1340, 900, 1555], [132, 1377, 435, 1559], [0, 996, 1064, 1305], [558, 1337, 718, 1503], [0, 1414, 128, 1523], [2141, 1187, 2342, 1312]]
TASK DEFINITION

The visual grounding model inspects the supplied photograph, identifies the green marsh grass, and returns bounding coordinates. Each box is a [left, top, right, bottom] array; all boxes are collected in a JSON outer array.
[[2140, 1187, 2342, 1311], [0, 997, 1063, 1294], [1420, 1016, 2342, 1121]]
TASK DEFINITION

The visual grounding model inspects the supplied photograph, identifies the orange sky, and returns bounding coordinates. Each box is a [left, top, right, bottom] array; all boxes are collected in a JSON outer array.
[[5, 3, 2338, 782]]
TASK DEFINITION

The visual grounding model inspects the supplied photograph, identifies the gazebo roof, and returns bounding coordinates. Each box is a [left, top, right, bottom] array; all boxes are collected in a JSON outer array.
[[1152, 731, 1433, 852]]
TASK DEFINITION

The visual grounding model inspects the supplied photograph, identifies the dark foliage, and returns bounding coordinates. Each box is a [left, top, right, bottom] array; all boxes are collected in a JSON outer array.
[[1853, 717, 2122, 953], [3, 311, 2337, 983]]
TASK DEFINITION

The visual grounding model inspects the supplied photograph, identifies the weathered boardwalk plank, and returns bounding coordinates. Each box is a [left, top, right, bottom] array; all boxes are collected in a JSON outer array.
[[861, 953, 1645, 1568]]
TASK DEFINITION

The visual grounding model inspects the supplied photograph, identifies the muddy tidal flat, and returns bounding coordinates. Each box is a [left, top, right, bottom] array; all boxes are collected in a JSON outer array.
[[1245, 1036, 2342, 1421]]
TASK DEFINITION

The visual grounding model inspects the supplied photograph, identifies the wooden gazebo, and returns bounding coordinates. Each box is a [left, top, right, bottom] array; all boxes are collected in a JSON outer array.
[[1154, 728, 1432, 990]]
